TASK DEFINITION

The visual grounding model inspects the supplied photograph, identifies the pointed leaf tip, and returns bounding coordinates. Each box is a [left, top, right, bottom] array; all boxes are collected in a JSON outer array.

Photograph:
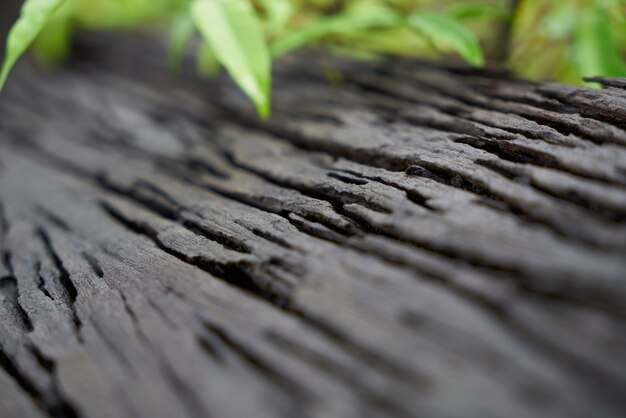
[[191, 0, 272, 118], [1, 0, 66, 89]]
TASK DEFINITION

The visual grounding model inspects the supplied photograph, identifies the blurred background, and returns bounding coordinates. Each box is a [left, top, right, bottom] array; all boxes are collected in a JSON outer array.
[[1, 0, 626, 88], [0, 1, 21, 55]]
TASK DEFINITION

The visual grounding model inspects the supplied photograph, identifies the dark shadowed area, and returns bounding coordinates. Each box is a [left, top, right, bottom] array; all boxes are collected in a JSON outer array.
[[0, 1, 20, 56]]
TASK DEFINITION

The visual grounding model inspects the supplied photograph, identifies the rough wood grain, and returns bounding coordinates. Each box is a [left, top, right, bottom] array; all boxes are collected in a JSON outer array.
[[0, 35, 625, 418]]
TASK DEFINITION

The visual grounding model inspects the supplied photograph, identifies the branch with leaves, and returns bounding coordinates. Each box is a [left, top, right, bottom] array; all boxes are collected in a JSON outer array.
[[2, 0, 626, 117]]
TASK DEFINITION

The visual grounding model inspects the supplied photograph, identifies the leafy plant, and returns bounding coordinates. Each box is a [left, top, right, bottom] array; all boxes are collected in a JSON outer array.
[[1, 0, 626, 117], [191, 0, 271, 117]]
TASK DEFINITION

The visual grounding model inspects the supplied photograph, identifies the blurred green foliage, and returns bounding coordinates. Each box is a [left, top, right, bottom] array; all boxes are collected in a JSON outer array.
[[1, 0, 626, 116]]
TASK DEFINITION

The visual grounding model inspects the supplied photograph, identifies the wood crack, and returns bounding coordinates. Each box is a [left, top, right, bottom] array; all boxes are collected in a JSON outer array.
[[36, 227, 83, 340], [99, 201, 290, 306], [0, 344, 80, 418]]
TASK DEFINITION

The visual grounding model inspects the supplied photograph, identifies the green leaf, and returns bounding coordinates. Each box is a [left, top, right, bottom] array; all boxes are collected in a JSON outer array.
[[271, 9, 402, 57], [168, 10, 195, 72], [191, 0, 271, 118], [33, 1, 73, 65], [33, 21, 71, 64], [1, 0, 66, 89], [574, 6, 626, 81], [408, 11, 484, 67]]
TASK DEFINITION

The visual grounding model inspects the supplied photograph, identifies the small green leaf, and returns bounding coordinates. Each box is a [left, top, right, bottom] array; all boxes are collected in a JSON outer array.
[[191, 0, 271, 118], [271, 9, 402, 57], [574, 6, 626, 81], [1, 0, 66, 89], [408, 11, 484, 67], [168, 10, 195, 72]]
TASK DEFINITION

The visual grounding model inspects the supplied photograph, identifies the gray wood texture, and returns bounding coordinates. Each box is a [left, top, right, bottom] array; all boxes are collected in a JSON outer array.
[[0, 35, 625, 418]]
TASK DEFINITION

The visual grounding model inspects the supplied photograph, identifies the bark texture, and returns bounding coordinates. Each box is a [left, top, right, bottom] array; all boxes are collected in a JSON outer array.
[[0, 35, 625, 418]]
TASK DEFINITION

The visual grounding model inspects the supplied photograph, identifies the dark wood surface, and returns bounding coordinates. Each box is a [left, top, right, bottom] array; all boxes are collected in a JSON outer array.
[[0, 35, 625, 418]]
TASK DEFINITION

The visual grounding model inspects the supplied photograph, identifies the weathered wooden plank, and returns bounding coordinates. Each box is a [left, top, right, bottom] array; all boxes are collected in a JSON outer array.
[[0, 34, 625, 418]]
